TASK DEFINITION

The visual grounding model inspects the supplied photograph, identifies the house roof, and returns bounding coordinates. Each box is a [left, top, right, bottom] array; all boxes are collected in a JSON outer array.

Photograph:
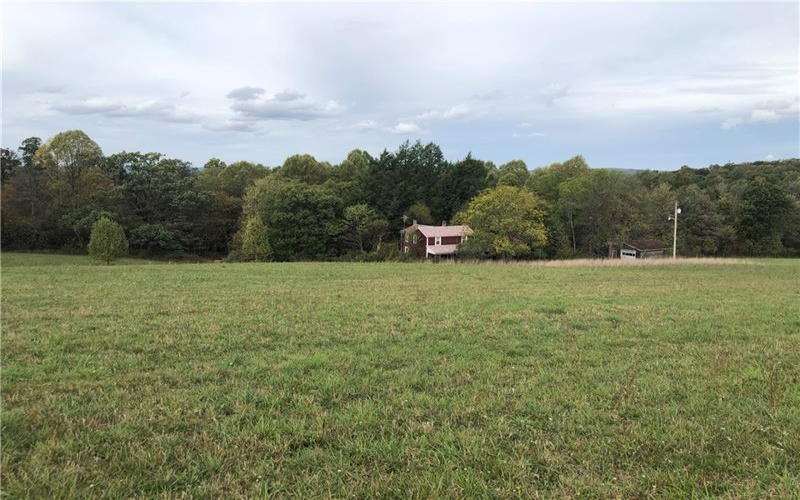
[[415, 224, 473, 238], [426, 244, 459, 255], [624, 239, 668, 251]]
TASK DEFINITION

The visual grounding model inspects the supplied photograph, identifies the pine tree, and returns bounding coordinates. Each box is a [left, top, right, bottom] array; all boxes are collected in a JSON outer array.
[[87, 217, 128, 265]]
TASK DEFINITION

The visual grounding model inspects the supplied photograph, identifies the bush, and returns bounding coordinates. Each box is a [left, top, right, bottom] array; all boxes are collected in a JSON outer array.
[[87, 217, 128, 265]]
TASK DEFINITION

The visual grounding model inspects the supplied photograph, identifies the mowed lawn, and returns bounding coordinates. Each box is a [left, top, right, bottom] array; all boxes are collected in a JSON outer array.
[[2, 254, 799, 498]]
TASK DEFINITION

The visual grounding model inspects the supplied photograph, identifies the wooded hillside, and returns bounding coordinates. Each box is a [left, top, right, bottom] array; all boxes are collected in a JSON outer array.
[[2, 131, 798, 259]]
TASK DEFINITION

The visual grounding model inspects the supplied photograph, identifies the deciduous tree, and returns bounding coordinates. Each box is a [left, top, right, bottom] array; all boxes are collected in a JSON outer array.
[[735, 176, 793, 254], [1, 148, 21, 183], [497, 160, 529, 188], [405, 202, 434, 225], [276, 154, 330, 184], [342, 204, 388, 252], [242, 177, 345, 260], [239, 216, 273, 261], [35, 130, 106, 210], [455, 186, 547, 259], [87, 217, 128, 265], [559, 169, 644, 256]]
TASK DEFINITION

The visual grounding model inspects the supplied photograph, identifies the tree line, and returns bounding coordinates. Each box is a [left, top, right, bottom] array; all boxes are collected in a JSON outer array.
[[2, 130, 799, 260]]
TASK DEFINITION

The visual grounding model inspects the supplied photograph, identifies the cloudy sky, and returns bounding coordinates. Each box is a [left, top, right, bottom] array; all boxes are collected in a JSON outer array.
[[3, 2, 798, 170]]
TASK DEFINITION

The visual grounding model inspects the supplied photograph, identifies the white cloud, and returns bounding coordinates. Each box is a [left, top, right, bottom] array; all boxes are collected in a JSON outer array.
[[512, 132, 547, 139], [51, 97, 201, 123], [274, 89, 305, 102], [764, 154, 775, 161], [750, 109, 781, 123], [353, 120, 379, 132], [204, 121, 260, 133], [416, 104, 473, 121], [229, 89, 344, 121], [721, 117, 744, 130], [720, 99, 799, 129], [226, 86, 265, 101], [53, 97, 123, 115], [332, 120, 380, 133], [391, 122, 423, 135], [442, 104, 472, 119], [415, 110, 440, 121]]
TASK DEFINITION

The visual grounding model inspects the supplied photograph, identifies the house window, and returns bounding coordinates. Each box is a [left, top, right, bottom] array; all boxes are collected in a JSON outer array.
[[428, 237, 435, 245], [412, 234, 418, 244], [404, 246, 409, 253], [435, 236, 441, 245]]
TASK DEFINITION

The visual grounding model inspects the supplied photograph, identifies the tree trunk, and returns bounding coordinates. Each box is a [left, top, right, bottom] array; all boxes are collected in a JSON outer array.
[[568, 209, 576, 252]]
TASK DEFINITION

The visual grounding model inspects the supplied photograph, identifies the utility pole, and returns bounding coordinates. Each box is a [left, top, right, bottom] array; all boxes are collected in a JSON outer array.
[[669, 201, 682, 259]]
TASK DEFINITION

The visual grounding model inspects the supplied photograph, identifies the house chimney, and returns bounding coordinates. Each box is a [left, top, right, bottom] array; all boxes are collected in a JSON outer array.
[[412, 219, 417, 225], [442, 221, 447, 226]]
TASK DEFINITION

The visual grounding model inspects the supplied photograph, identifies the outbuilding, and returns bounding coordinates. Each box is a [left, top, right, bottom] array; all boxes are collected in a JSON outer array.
[[620, 239, 669, 259]]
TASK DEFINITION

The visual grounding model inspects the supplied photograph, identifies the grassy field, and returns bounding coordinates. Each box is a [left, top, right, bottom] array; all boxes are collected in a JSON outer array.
[[2, 254, 799, 498]]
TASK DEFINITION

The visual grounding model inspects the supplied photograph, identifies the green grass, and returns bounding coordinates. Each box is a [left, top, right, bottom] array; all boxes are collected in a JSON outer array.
[[2, 254, 799, 498], [0, 252, 154, 267]]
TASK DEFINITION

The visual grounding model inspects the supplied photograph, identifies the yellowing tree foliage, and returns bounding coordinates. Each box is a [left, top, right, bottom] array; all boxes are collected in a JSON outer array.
[[34, 130, 106, 210], [239, 216, 273, 262], [455, 186, 547, 259]]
